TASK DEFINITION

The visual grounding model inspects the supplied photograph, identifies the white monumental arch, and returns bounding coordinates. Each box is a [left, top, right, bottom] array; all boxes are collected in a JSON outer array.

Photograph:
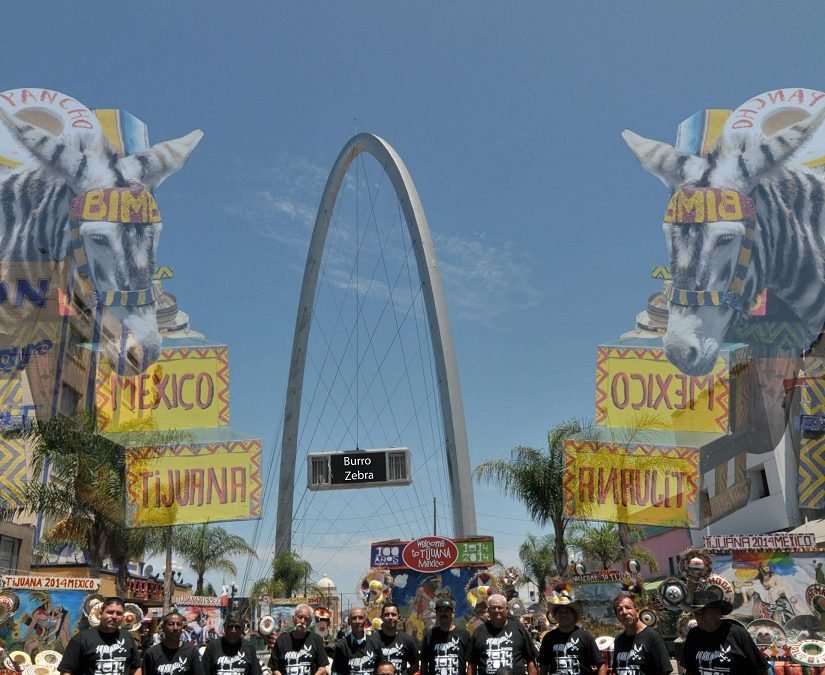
[[275, 133, 477, 554]]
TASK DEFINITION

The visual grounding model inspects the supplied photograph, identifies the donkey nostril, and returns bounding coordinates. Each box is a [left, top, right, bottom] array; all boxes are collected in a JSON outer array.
[[686, 346, 698, 363]]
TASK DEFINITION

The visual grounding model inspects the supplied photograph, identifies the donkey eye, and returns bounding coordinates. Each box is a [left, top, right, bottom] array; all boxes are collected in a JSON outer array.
[[716, 234, 734, 247], [90, 234, 109, 247]]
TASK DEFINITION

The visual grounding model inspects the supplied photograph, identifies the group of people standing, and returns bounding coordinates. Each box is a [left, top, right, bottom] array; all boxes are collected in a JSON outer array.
[[56, 597, 259, 675], [52, 592, 773, 675]]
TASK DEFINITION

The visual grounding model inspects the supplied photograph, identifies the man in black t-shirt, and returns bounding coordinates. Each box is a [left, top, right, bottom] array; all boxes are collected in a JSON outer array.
[[611, 596, 671, 675], [681, 597, 768, 675], [539, 599, 604, 675], [59, 597, 142, 675], [201, 614, 262, 675], [373, 603, 418, 675], [268, 604, 328, 675], [143, 611, 204, 675], [469, 595, 537, 675], [421, 598, 471, 675], [332, 608, 381, 675]]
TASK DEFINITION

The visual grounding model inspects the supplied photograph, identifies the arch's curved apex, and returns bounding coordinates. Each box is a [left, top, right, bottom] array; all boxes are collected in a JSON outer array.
[[275, 133, 477, 555]]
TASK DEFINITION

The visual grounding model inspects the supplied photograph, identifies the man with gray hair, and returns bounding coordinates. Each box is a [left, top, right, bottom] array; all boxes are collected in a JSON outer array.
[[469, 595, 536, 675], [268, 605, 328, 675]]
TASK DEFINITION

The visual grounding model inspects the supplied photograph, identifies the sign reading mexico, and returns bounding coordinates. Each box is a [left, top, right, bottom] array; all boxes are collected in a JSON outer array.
[[125, 439, 261, 527], [563, 439, 699, 527], [595, 343, 748, 434], [96, 344, 230, 431]]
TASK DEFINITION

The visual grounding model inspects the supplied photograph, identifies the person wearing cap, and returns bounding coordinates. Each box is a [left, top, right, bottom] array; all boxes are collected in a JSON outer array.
[[539, 594, 605, 675], [681, 595, 768, 675], [420, 598, 471, 675], [268, 605, 328, 675], [201, 614, 261, 675], [469, 594, 537, 675], [612, 595, 671, 675], [372, 603, 418, 675]]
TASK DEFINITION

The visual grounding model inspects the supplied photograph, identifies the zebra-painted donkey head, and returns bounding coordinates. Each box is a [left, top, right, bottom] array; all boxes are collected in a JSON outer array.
[[0, 109, 202, 366], [623, 110, 825, 375]]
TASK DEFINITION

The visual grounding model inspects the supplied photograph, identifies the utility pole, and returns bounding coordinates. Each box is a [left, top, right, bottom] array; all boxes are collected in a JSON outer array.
[[162, 528, 173, 613], [433, 498, 437, 535]]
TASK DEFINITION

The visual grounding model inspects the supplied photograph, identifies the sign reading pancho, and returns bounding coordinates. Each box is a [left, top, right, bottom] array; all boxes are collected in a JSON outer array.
[[125, 439, 261, 527], [96, 344, 230, 431], [563, 439, 699, 527]]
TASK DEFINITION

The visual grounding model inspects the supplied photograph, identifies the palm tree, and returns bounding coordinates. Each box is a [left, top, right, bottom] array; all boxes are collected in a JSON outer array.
[[567, 523, 659, 572], [474, 418, 594, 576], [0, 414, 189, 596], [249, 551, 313, 601], [0, 414, 135, 593], [518, 534, 556, 603], [173, 523, 256, 594]]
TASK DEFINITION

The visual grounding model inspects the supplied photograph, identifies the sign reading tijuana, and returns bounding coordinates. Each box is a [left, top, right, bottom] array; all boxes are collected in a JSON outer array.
[[402, 536, 459, 572]]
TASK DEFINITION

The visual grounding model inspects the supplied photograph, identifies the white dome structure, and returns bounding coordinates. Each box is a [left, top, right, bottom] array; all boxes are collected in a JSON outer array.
[[317, 575, 336, 592]]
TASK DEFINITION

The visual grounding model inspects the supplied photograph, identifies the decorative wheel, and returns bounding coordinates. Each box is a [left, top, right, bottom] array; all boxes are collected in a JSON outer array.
[[790, 639, 825, 666]]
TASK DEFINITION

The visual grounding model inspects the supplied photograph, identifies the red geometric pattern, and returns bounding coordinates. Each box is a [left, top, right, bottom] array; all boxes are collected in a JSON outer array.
[[124, 439, 262, 515], [594, 346, 731, 432], [94, 345, 231, 429], [562, 438, 700, 517]]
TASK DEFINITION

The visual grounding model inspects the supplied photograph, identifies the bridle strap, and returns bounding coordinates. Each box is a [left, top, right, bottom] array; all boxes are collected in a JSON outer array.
[[69, 187, 159, 308], [664, 186, 756, 312]]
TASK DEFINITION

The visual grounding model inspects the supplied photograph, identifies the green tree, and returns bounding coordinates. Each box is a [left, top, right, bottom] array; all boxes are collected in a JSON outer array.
[[172, 523, 257, 594], [474, 418, 594, 576], [249, 551, 313, 601], [567, 523, 659, 572], [0, 414, 165, 596], [518, 534, 556, 602]]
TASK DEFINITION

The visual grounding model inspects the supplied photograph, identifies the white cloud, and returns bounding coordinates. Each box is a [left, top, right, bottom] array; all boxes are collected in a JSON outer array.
[[227, 156, 542, 325], [394, 574, 409, 589]]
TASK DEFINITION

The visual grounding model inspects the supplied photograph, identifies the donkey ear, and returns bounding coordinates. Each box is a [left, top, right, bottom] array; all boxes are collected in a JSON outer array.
[[0, 107, 90, 183], [722, 108, 825, 192], [119, 130, 203, 190], [622, 129, 709, 189]]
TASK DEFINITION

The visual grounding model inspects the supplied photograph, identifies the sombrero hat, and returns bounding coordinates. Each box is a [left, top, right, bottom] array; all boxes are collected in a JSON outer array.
[[547, 582, 582, 621]]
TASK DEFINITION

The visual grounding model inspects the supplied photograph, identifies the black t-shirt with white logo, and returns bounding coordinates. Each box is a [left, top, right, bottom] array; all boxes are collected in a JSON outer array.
[[144, 643, 205, 675], [470, 619, 537, 675], [421, 626, 471, 675], [374, 631, 419, 675], [612, 628, 672, 675], [268, 631, 329, 675], [682, 621, 768, 675], [332, 634, 382, 675], [201, 638, 262, 675], [538, 627, 603, 675], [58, 628, 141, 675]]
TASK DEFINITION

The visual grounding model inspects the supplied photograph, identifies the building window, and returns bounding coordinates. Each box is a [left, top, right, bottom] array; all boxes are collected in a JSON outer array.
[[0, 535, 21, 572], [58, 385, 81, 418], [748, 466, 770, 499]]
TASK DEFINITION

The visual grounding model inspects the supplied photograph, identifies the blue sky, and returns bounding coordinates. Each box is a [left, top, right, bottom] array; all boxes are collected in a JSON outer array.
[[5, 1, 825, 601]]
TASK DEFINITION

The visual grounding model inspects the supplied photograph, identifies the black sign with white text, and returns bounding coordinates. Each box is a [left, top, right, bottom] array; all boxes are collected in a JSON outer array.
[[330, 451, 388, 485]]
